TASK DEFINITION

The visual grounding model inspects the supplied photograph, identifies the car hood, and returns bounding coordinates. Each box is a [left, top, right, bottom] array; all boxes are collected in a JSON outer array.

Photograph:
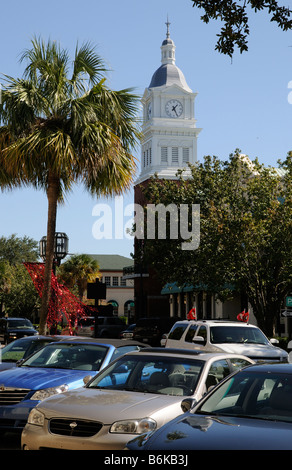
[[8, 328, 37, 334], [0, 362, 17, 371], [36, 388, 183, 425], [127, 414, 292, 450], [0, 366, 92, 390], [213, 342, 287, 358]]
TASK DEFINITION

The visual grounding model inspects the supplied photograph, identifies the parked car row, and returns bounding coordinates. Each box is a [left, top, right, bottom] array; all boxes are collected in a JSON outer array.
[[76, 316, 179, 345], [119, 317, 289, 364], [0, 316, 291, 450], [21, 348, 254, 450]]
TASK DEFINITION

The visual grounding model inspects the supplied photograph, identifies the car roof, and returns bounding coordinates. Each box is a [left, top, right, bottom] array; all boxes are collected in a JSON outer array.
[[57, 336, 149, 347], [237, 363, 292, 373], [1, 317, 31, 321], [136, 317, 180, 323], [120, 347, 254, 362], [173, 320, 258, 328], [5, 335, 59, 342]]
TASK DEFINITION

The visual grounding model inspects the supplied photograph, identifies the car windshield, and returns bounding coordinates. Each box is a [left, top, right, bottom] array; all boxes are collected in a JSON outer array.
[[210, 326, 269, 345], [87, 354, 204, 396], [20, 343, 108, 371], [197, 369, 292, 423], [7, 319, 34, 329], [125, 324, 136, 331], [0, 339, 51, 362]]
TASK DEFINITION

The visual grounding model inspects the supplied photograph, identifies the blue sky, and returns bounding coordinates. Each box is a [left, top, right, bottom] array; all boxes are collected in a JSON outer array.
[[1, 0, 292, 259]]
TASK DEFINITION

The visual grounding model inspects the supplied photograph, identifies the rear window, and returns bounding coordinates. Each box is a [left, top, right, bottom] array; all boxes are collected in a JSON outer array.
[[78, 317, 95, 327], [168, 323, 188, 340]]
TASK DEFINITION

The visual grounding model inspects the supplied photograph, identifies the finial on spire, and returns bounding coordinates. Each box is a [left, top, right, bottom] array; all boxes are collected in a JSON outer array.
[[165, 16, 170, 39]]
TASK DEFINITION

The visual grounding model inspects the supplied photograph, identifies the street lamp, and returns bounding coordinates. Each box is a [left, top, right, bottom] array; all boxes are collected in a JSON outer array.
[[39, 232, 69, 268], [39, 233, 69, 333]]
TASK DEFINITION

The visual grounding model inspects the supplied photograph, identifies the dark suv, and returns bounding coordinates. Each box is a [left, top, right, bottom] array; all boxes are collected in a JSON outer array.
[[133, 317, 180, 346], [0, 317, 38, 344], [94, 316, 126, 338]]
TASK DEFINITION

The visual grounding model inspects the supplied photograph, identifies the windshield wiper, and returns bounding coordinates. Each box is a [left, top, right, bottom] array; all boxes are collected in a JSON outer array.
[[88, 385, 107, 389], [120, 386, 152, 393]]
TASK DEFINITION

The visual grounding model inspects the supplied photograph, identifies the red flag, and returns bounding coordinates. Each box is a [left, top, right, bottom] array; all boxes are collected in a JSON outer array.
[[187, 307, 197, 320], [237, 310, 249, 322]]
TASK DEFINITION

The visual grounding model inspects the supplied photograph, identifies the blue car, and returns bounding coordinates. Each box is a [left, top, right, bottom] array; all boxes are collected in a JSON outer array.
[[0, 338, 147, 433]]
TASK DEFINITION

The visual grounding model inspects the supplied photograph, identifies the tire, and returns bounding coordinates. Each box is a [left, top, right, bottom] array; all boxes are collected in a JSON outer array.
[[100, 330, 109, 338]]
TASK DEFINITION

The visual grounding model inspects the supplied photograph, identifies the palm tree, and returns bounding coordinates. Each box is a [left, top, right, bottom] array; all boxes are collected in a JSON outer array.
[[0, 38, 140, 333], [57, 254, 100, 301]]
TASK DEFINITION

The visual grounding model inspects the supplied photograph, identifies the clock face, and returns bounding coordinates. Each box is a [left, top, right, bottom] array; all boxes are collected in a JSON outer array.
[[147, 102, 152, 119], [165, 99, 183, 118]]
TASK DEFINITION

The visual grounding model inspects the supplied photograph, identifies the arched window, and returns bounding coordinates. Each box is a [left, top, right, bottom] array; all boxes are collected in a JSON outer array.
[[108, 300, 119, 316]]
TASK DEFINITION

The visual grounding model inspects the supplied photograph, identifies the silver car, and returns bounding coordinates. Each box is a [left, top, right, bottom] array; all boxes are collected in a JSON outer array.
[[21, 348, 253, 450]]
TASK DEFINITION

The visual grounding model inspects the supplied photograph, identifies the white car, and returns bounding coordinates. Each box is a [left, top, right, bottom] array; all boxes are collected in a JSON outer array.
[[165, 320, 288, 363], [21, 348, 253, 450]]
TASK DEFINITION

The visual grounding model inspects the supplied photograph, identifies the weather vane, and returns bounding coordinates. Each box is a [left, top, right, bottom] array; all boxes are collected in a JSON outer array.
[[166, 16, 170, 38]]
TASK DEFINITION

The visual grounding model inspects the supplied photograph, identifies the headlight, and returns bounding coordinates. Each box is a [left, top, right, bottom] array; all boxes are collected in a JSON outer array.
[[27, 408, 45, 426], [110, 418, 156, 434], [30, 384, 68, 401]]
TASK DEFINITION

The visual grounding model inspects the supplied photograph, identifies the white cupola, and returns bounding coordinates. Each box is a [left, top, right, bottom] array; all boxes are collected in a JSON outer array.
[[136, 19, 202, 184]]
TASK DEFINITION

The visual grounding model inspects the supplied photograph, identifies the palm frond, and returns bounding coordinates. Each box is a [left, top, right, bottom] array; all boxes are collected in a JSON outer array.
[[71, 41, 107, 90]]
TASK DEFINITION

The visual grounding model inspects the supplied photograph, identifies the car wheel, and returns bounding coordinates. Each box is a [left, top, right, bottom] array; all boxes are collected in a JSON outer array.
[[100, 330, 109, 337]]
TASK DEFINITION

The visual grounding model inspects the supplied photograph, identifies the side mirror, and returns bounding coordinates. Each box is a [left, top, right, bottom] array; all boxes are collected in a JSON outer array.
[[192, 335, 206, 345], [181, 398, 196, 413], [83, 375, 93, 385], [269, 338, 279, 344]]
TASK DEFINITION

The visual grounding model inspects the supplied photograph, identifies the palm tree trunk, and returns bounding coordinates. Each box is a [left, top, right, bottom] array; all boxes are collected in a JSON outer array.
[[39, 172, 60, 334]]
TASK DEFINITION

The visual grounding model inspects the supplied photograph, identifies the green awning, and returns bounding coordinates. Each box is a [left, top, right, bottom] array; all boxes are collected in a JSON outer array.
[[161, 282, 236, 295], [161, 282, 194, 295]]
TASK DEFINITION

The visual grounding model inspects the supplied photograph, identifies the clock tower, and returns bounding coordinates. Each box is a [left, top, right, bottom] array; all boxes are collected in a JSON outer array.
[[136, 20, 202, 185], [131, 21, 202, 320]]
